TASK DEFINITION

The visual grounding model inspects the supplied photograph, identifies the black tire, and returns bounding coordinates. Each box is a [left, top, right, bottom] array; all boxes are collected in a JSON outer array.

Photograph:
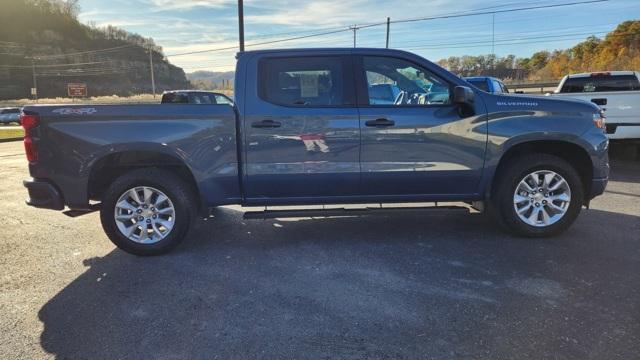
[[490, 153, 584, 237], [100, 168, 196, 256]]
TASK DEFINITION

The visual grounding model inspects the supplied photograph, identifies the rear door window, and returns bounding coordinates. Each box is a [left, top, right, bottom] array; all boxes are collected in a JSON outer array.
[[259, 56, 351, 107], [189, 93, 216, 104], [560, 75, 640, 93]]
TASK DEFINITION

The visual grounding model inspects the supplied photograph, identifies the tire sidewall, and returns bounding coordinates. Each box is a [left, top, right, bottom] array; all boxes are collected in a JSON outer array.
[[100, 169, 194, 255], [496, 155, 584, 237]]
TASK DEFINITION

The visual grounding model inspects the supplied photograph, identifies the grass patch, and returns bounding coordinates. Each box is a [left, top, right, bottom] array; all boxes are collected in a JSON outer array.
[[0, 128, 24, 141]]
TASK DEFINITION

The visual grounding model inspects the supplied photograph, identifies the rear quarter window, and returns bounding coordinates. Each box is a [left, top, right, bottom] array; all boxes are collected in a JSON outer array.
[[560, 75, 640, 93]]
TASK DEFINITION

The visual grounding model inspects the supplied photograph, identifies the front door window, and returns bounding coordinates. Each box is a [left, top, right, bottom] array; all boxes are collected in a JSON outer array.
[[363, 56, 451, 106]]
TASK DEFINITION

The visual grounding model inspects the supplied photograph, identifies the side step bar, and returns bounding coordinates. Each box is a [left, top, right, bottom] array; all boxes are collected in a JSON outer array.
[[243, 205, 469, 220]]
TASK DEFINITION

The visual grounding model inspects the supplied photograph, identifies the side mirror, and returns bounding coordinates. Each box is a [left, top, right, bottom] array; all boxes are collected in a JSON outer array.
[[453, 86, 475, 106]]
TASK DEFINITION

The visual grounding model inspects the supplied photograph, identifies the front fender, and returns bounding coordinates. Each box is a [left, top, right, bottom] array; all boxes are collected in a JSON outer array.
[[477, 107, 607, 198]]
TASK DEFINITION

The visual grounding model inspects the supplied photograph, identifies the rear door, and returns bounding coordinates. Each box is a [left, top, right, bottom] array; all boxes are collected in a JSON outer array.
[[243, 54, 360, 202], [355, 55, 487, 197]]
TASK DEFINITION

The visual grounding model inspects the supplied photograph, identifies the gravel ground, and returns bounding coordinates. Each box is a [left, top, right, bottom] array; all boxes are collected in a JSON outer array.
[[0, 140, 638, 359]]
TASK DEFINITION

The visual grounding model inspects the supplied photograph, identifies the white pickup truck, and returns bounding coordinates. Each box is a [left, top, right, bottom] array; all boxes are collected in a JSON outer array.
[[551, 71, 640, 140]]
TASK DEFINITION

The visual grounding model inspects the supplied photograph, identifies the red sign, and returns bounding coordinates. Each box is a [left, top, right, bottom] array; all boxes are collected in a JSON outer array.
[[67, 83, 87, 97]]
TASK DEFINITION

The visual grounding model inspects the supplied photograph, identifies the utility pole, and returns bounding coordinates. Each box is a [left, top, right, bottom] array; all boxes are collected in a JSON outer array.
[[385, 17, 390, 48], [491, 12, 495, 76], [350, 25, 357, 48], [31, 60, 37, 102], [148, 46, 156, 98], [238, 0, 245, 52]]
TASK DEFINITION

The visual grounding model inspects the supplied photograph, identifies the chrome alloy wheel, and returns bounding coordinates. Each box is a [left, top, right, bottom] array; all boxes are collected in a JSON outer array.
[[114, 186, 176, 244], [513, 170, 571, 227]]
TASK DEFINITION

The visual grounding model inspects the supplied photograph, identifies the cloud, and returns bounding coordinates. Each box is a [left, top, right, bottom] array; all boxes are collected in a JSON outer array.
[[243, 0, 463, 27], [147, 0, 232, 11]]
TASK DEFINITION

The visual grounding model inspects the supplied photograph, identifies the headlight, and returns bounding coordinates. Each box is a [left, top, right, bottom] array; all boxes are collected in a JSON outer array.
[[592, 111, 606, 130]]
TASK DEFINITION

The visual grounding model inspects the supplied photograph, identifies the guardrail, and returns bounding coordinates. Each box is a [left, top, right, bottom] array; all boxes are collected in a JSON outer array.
[[504, 81, 560, 93]]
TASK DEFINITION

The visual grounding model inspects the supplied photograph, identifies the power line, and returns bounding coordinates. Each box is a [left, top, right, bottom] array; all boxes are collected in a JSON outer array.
[[166, 27, 351, 57], [404, 30, 640, 51], [30, 44, 137, 59], [387, 0, 609, 26], [166, 0, 609, 57], [1, 0, 613, 64], [0, 60, 116, 69], [38, 27, 640, 74], [393, 30, 620, 49], [380, 22, 622, 47]]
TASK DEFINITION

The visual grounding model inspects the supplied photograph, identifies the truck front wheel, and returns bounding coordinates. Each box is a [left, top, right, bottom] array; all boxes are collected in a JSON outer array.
[[100, 168, 195, 256], [491, 154, 584, 237]]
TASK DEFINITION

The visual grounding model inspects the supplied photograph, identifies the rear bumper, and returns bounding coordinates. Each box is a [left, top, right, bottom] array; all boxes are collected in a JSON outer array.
[[23, 178, 64, 210]]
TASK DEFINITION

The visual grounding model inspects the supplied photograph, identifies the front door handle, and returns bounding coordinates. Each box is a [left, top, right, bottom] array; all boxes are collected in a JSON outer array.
[[365, 118, 395, 127], [251, 119, 281, 128]]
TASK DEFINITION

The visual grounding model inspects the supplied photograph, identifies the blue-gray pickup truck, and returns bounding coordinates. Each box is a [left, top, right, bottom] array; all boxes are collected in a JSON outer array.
[[21, 48, 609, 255]]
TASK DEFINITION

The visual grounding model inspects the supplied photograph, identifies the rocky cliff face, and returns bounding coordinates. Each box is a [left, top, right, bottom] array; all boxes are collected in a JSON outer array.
[[0, 0, 190, 100]]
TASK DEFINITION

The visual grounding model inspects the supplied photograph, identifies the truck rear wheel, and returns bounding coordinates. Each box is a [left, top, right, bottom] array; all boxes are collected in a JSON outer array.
[[100, 168, 195, 256], [491, 154, 584, 237]]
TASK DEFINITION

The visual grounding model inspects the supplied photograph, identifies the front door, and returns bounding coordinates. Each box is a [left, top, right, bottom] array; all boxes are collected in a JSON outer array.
[[356, 55, 487, 197], [243, 55, 360, 203]]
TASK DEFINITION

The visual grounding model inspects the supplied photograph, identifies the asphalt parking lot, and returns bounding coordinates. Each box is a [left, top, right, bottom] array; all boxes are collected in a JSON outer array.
[[0, 140, 638, 359]]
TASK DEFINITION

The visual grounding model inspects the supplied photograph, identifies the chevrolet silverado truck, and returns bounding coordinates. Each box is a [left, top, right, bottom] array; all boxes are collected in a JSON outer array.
[[21, 48, 609, 256], [463, 76, 509, 94]]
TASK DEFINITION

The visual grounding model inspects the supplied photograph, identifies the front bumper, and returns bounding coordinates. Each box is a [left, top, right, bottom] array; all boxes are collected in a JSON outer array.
[[23, 178, 64, 210], [589, 177, 608, 199]]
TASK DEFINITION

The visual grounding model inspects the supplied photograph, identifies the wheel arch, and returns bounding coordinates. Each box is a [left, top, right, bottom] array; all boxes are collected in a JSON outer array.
[[487, 139, 594, 201], [87, 149, 202, 212]]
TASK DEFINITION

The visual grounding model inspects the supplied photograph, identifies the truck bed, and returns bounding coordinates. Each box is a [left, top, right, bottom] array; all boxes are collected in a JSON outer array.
[[23, 103, 240, 209]]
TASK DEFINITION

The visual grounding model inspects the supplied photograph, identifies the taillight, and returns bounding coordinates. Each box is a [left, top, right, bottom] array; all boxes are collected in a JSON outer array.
[[21, 113, 39, 162]]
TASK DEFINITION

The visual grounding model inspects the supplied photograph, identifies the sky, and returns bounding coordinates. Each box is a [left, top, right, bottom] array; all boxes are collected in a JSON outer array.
[[76, 0, 640, 73]]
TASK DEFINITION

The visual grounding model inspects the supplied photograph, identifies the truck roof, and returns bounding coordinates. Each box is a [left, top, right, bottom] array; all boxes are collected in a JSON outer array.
[[162, 90, 226, 94], [565, 71, 638, 78], [463, 76, 503, 81], [237, 47, 417, 57]]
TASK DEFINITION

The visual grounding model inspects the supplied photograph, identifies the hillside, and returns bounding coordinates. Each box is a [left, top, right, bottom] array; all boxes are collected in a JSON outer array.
[[437, 20, 640, 81], [0, 0, 190, 100], [187, 71, 235, 90]]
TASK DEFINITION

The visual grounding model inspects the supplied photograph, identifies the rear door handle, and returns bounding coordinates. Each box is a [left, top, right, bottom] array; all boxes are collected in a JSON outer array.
[[591, 98, 607, 106], [365, 118, 395, 127], [251, 119, 281, 128]]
